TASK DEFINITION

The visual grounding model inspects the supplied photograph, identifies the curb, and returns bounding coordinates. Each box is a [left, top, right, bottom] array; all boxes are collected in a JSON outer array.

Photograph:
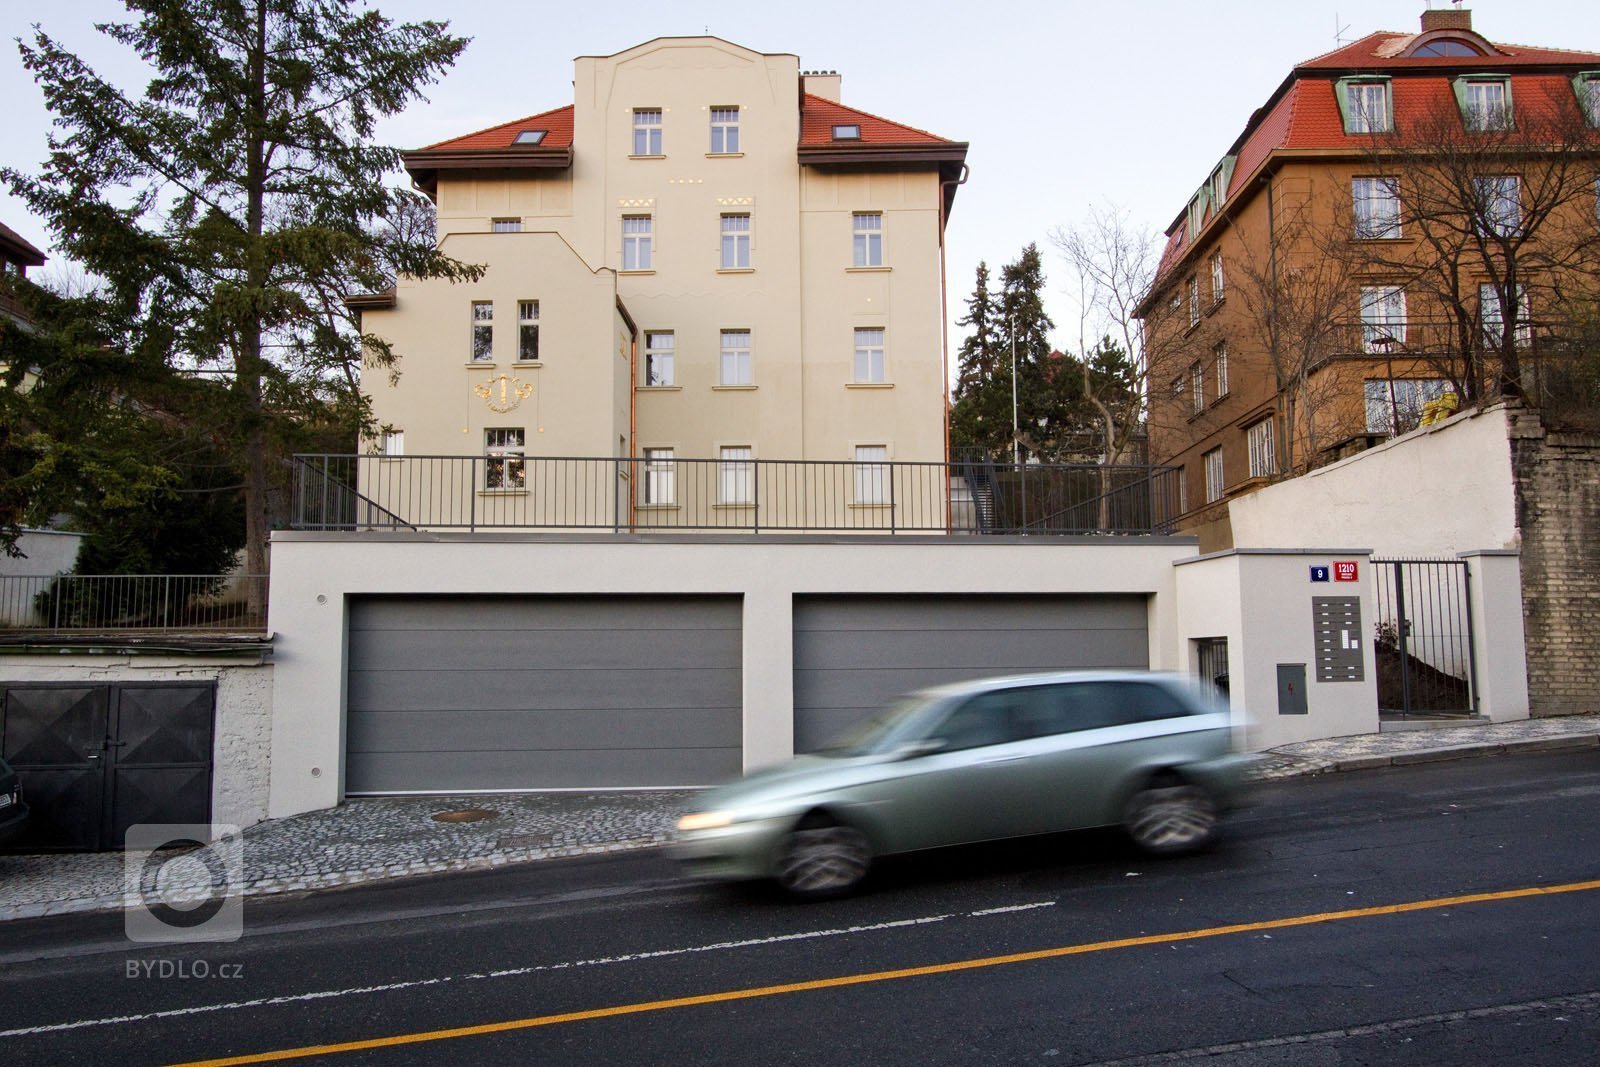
[[1290, 732, 1600, 778]]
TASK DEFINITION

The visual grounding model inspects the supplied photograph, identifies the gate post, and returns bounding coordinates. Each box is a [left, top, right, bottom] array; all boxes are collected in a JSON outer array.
[[1458, 550, 1530, 721]]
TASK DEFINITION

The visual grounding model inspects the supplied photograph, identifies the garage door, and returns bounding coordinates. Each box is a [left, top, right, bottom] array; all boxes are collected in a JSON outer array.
[[346, 596, 742, 793], [793, 594, 1148, 751]]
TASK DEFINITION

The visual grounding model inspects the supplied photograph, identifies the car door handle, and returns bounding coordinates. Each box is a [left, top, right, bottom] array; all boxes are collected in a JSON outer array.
[[980, 754, 1025, 764]]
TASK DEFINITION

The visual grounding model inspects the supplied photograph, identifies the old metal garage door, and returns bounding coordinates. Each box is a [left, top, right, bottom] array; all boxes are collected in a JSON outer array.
[[346, 596, 742, 793], [793, 594, 1148, 751]]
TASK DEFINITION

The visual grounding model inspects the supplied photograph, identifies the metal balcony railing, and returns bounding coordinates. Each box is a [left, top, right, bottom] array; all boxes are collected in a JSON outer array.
[[0, 574, 268, 634], [290, 455, 1183, 536]]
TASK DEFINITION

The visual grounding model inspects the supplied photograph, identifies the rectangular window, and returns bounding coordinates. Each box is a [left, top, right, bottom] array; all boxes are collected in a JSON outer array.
[[710, 107, 740, 153], [718, 446, 753, 505], [853, 328, 886, 383], [471, 301, 493, 362], [1360, 285, 1407, 352], [1210, 252, 1225, 303], [643, 447, 675, 505], [720, 214, 751, 269], [632, 108, 662, 155], [1461, 78, 1511, 131], [484, 428, 525, 489], [1214, 341, 1229, 397], [1344, 80, 1391, 134], [1246, 420, 1276, 478], [380, 431, 404, 457], [1190, 362, 1204, 414], [622, 215, 653, 270], [1475, 175, 1521, 237], [1578, 73, 1600, 127], [719, 329, 752, 385], [517, 300, 539, 361], [1203, 447, 1224, 503], [853, 445, 889, 505], [852, 212, 883, 267], [491, 218, 522, 233], [1353, 177, 1402, 238], [1479, 283, 1533, 350], [1364, 379, 1450, 435], [1188, 275, 1200, 327], [644, 330, 675, 386]]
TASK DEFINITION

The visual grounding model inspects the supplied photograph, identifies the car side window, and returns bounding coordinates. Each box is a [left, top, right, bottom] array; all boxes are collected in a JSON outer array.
[[925, 692, 1021, 752], [1046, 681, 1196, 733], [1111, 682, 1195, 723]]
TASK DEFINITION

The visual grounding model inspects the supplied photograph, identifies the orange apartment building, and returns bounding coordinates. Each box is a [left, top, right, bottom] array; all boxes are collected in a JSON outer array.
[[1136, 8, 1600, 551]]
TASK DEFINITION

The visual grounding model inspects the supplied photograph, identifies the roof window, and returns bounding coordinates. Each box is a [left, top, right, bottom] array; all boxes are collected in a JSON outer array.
[[831, 124, 861, 140], [513, 130, 548, 145], [1409, 38, 1484, 58]]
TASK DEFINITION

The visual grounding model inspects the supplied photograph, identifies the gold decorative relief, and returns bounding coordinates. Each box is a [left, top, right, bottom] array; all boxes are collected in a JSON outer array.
[[475, 374, 534, 413]]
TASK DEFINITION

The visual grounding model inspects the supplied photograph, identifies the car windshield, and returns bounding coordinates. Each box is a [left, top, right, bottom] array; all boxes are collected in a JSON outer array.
[[812, 693, 947, 758]]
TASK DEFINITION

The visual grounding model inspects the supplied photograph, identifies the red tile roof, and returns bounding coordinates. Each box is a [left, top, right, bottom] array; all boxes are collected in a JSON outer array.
[[798, 94, 956, 146], [1298, 30, 1600, 71], [422, 105, 575, 151]]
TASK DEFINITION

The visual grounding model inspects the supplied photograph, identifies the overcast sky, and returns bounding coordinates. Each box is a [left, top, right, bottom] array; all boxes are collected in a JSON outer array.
[[3, 1, 1595, 356]]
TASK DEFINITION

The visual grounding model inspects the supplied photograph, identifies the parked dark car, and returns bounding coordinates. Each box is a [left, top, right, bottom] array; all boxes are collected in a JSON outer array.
[[0, 754, 29, 846], [674, 671, 1254, 897]]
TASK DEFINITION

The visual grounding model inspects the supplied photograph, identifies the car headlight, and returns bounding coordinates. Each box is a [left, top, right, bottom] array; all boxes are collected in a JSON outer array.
[[677, 811, 734, 832]]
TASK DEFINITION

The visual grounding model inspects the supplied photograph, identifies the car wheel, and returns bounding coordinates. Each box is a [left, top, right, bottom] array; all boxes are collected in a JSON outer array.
[[1123, 779, 1218, 855], [774, 820, 873, 898]]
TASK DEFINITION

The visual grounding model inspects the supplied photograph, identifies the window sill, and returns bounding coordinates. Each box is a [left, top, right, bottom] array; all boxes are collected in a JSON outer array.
[[1206, 296, 1225, 315], [717, 267, 755, 274], [848, 502, 893, 510], [638, 384, 682, 392], [846, 266, 891, 274], [465, 361, 497, 369], [629, 154, 666, 161], [846, 382, 894, 389], [635, 503, 680, 512], [618, 269, 656, 276], [712, 384, 758, 391], [512, 360, 543, 369], [705, 152, 744, 159], [712, 502, 755, 510], [1354, 234, 1408, 242], [1183, 319, 1202, 338], [477, 488, 529, 497]]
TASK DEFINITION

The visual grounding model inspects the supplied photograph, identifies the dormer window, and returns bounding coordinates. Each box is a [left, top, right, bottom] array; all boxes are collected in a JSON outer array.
[[1337, 77, 1393, 134], [1574, 72, 1600, 128], [1456, 76, 1512, 131], [513, 130, 547, 145], [831, 124, 861, 140], [1410, 38, 1484, 58]]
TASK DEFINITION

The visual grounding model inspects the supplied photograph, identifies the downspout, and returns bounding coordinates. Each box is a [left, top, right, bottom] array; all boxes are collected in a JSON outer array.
[[1265, 172, 1288, 474], [938, 163, 971, 531], [629, 330, 638, 531]]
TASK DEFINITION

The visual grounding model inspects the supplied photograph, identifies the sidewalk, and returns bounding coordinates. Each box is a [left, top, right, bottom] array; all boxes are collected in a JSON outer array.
[[3, 714, 1596, 923]]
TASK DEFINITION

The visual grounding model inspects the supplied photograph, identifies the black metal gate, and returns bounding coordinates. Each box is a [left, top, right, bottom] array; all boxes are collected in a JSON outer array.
[[0, 682, 215, 850], [1370, 559, 1478, 719]]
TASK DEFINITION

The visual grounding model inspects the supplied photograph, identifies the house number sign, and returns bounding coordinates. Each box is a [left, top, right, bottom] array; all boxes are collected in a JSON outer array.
[[475, 374, 534, 413]]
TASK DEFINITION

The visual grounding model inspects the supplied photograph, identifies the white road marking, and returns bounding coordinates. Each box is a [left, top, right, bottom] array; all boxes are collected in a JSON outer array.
[[969, 902, 1055, 916]]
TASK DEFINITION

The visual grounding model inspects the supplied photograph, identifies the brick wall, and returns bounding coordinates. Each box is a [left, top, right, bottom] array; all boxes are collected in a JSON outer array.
[[1509, 408, 1600, 716]]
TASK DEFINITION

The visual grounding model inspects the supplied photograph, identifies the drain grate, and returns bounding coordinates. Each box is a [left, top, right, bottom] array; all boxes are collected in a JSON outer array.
[[431, 808, 497, 824]]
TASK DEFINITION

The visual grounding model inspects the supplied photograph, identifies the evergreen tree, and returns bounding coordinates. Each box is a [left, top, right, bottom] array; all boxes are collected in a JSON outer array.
[[3, 1, 484, 589]]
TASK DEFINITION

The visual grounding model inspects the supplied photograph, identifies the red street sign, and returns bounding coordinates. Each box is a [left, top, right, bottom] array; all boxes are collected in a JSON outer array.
[[1333, 560, 1359, 582]]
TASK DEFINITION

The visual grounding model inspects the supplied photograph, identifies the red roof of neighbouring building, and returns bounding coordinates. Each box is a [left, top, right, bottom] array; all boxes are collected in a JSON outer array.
[[798, 94, 956, 146], [421, 105, 576, 151]]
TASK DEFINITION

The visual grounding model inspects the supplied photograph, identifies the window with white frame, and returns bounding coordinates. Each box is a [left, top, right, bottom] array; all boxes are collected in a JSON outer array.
[[484, 428, 525, 489], [718, 446, 753, 505], [1190, 362, 1205, 414], [1214, 341, 1229, 397], [853, 328, 885, 383], [1364, 379, 1450, 435], [622, 215, 653, 270], [1475, 175, 1521, 237], [1353, 177, 1402, 238], [1210, 252, 1225, 303], [1246, 419, 1276, 478], [1188, 275, 1200, 327], [1203, 447, 1224, 503], [643, 447, 675, 505], [471, 301, 494, 361], [720, 329, 752, 385], [380, 431, 404, 457], [517, 300, 539, 361], [492, 218, 522, 233], [853, 445, 890, 505], [1578, 73, 1600, 126], [1479, 283, 1533, 350], [852, 212, 883, 267], [1343, 79, 1391, 133], [710, 107, 740, 153], [632, 108, 662, 155], [1360, 285, 1407, 352], [720, 214, 751, 269], [1460, 77, 1511, 131], [644, 330, 675, 386]]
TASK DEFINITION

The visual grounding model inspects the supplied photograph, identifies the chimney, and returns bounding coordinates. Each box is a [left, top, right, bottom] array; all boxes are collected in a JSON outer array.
[[802, 70, 841, 102], [1421, 6, 1472, 33]]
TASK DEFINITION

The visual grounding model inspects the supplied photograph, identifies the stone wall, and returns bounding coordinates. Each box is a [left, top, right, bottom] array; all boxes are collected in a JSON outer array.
[[1509, 408, 1600, 716]]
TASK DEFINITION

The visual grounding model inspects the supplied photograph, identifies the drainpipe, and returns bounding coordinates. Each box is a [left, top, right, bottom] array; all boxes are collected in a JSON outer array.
[[939, 163, 971, 531]]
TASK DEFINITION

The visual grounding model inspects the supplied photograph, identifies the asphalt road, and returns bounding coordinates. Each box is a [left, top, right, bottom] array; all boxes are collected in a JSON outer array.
[[3, 748, 1599, 1066]]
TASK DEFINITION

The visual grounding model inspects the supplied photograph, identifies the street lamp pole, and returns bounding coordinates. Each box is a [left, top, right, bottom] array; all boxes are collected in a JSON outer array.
[[1010, 315, 1020, 467]]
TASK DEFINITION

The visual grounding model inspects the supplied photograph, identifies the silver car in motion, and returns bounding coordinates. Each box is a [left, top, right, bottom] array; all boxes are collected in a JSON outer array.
[[674, 671, 1253, 897]]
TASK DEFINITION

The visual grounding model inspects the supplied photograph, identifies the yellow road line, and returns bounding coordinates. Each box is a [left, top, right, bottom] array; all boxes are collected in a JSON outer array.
[[170, 877, 1600, 1067]]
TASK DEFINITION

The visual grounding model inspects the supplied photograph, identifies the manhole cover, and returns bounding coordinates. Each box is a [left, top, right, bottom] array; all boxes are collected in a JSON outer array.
[[431, 808, 497, 823]]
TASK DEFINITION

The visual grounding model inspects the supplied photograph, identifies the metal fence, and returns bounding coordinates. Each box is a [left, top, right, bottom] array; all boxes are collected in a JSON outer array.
[[0, 574, 268, 633], [1370, 558, 1477, 718], [291, 454, 1183, 536]]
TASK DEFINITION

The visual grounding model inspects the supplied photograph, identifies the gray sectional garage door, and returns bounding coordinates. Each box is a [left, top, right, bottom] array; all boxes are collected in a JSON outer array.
[[793, 594, 1149, 752], [346, 596, 742, 793]]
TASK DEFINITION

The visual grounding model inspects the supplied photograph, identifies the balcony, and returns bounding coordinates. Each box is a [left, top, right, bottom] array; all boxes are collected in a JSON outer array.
[[290, 455, 1184, 537]]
